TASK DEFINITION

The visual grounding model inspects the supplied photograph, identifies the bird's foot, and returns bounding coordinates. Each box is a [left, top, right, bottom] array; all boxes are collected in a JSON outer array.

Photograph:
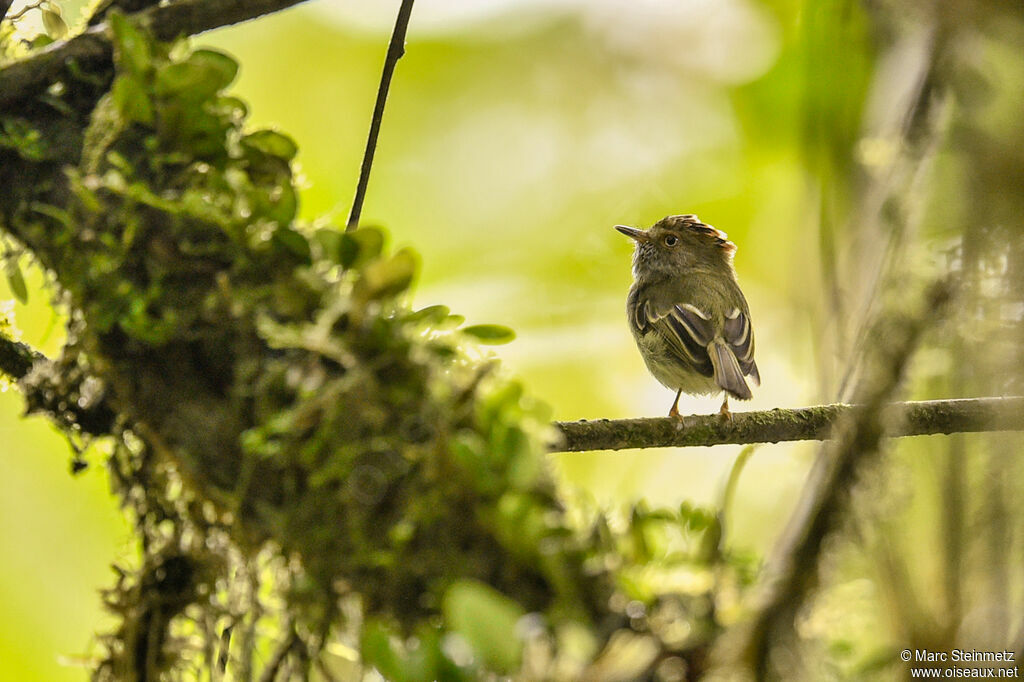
[[718, 398, 733, 422], [668, 390, 685, 426]]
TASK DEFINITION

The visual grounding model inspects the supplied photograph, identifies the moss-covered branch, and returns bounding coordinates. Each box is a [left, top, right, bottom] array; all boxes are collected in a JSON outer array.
[[0, 330, 118, 436], [551, 397, 1024, 452], [0, 329, 38, 379], [7, 325, 1018, 454], [0, 0, 311, 108]]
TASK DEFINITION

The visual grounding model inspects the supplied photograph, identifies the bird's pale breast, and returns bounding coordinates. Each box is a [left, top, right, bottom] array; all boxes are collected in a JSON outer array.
[[632, 327, 721, 396]]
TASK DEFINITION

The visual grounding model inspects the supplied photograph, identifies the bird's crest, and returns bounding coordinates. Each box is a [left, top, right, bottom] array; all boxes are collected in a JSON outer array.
[[662, 214, 736, 254]]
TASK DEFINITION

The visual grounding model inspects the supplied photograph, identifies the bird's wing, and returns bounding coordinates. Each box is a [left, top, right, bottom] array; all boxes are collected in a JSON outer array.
[[722, 307, 759, 385], [637, 299, 715, 378], [634, 295, 760, 395]]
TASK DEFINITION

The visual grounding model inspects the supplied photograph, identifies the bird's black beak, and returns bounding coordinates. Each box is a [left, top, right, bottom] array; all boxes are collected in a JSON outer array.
[[615, 225, 650, 243]]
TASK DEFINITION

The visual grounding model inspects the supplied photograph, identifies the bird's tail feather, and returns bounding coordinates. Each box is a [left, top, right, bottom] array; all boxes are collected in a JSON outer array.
[[709, 341, 752, 400]]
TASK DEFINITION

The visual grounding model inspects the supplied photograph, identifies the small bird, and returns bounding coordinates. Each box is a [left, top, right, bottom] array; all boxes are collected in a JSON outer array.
[[616, 215, 759, 419]]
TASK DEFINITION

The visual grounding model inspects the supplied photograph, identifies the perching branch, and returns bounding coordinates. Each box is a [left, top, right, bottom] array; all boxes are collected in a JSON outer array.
[[4, 330, 1022, 452], [552, 396, 1024, 452], [0, 0, 312, 109], [346, 0, 416, 231]]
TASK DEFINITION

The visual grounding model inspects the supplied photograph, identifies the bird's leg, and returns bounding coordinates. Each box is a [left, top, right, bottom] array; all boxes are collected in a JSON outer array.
[[718, 394, 732, 421], [668, 389, 683, 421]]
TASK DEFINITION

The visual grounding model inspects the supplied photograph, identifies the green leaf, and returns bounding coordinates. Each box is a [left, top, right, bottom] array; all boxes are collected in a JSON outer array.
[[188, 49, 239, 91], [339, 227, 384, 270], [314, 227, 344, 264], [408, 625, 467, 682], [4, 259, 28, 304], [406, 304, 450, 324], [442, 580, 525, 673], [360, 620, 407, 682], [0, 119, 49, 161], [28, 34, 55, 49], [462, 324, 515, 344], [271, 227, 311, 263], [696, 513, 723, 563], [41, 9, 68, 39], [108, 12, 152, 79], [154, 51, 238, 101], [260, 182, 297, 225], [216, 95, 249, 121], [111, 75, 154, 125], [29, 202, 73, 228], [154, 62, 214, 99], [243, 130, 298, 162], [355, 248, 417, 301]]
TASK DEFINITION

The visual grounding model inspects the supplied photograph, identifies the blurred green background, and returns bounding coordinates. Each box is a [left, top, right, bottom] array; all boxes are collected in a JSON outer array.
[[2, 0, 1022, 679]]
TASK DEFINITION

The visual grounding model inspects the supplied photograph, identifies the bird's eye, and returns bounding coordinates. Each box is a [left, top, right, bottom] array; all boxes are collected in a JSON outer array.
[[663, 235, 679, 247]]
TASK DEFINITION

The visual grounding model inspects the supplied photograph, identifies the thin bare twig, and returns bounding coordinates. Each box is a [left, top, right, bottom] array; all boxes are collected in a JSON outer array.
[[346, 0, 416, 231], [3, 0, 35, 23]]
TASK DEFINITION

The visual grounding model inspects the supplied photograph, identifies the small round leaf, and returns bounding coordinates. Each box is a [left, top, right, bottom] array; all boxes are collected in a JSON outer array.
[[442, 580, 525, 673], [243, 130, 298, 162], [111, 75, 154, 125], [355, 248, 417, 300], [271, 227, 312, 264], [108, 13, 151, 78], [314, 227, 344, 264], [360, 620, 406, 682], [188, 49, 239, 91], [41, 9, 68, 39], [462, 324, 515, 344], [339, 227, 384, 270], [4, 260, 28, 304], [406, 304, 450, 324]]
